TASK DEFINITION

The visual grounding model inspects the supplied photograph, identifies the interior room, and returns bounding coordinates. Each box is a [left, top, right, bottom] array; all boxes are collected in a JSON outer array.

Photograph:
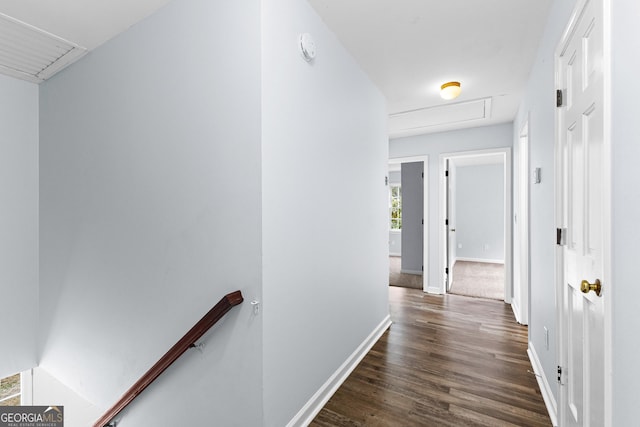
[[388, 161, 425, 290], [446, 153, 506, 301]]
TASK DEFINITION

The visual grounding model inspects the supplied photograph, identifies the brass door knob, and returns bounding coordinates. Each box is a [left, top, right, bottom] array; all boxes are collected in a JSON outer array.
[[580, 279, 601, 296]]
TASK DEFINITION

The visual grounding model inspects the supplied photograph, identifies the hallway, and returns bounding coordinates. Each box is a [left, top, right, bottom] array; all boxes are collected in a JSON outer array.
[[311, 287, 550, 426]]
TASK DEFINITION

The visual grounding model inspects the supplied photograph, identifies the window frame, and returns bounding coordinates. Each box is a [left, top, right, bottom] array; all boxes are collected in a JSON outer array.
[[0, 372, 22, 406], [389, 183, 402, 231]]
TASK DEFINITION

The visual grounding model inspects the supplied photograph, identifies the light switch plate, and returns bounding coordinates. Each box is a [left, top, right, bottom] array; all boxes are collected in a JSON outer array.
[[533, 167, 541, 184]]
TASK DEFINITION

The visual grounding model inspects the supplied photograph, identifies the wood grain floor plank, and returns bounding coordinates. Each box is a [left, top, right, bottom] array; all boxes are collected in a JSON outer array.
[[310, 287, 551, 426]]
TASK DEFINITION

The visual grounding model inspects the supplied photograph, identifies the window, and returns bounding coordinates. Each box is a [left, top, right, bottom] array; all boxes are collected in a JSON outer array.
[[390, 184, 402, 230], [0, 373, 21, 406]]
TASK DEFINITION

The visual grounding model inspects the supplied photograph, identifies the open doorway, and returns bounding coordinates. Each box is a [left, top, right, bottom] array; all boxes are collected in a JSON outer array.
[[440, 148, 512, 302], [388, 156, 428, 292]]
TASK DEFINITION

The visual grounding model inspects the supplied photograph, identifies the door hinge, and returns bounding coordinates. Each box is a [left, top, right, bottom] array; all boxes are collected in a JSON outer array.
[[445, 267, 449, 274], [445, 219, 449, 226], [421, 219, 424, 225], [557, 365, 563, 383], [556, 89, 563, 107], [445, 170, 449, 177], [421, 172, 424, 178], [556, 228, 566, 246], [421, 265, 424, 271]]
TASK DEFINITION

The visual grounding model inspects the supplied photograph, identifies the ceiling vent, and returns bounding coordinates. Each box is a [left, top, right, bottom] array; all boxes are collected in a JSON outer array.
[[0, 12, 86, 83]]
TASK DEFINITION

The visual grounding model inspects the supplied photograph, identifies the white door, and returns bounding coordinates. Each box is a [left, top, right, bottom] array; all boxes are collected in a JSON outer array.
[[556, 0, 606, 425], [445, 159, 455, 291]]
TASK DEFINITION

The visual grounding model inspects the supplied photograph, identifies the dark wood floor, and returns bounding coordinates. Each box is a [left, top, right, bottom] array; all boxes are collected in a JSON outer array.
[[311, 287, 551, 427]]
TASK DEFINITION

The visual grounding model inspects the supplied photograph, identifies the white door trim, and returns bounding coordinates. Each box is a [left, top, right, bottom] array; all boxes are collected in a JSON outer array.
[[602, 0, 612, 422], [514, 117, 530, 325], [438, 147, 512, 301], [388, 156, 429, 293]]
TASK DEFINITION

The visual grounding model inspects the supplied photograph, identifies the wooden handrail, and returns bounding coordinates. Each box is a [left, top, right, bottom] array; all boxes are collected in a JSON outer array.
[[93, 290, 244, 427]]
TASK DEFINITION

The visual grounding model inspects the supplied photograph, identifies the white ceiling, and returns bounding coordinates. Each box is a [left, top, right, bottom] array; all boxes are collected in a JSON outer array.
[[0, 0, 552, 136], [308, 0, 553, 137], [0, 0, 171, 51]]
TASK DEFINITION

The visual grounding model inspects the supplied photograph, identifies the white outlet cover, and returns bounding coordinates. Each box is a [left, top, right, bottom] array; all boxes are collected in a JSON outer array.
[[300, 33, 316, 61]]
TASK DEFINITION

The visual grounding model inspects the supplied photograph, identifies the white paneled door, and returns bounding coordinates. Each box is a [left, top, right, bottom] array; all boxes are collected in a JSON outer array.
[[556, 0, 607, 425]]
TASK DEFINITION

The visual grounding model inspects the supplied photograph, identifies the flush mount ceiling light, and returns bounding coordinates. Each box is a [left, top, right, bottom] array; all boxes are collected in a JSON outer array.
[[440, 81, 461, 100]]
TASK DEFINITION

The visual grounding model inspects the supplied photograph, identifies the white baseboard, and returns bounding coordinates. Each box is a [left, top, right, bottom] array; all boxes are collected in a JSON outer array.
[[527, 343, 558, 427], [426, 285, 443, 294], [389, 252, 401, 257], [400, 269, 423, 275], [456, 257, 504, 264], [511, 302, 526, 325], [286, 315, 392, 427]]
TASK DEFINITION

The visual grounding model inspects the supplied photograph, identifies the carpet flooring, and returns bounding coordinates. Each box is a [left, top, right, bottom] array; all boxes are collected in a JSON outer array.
[[389, 256, 422, 289], [449, 261, 504, 300], [390, 257, 505, 300]]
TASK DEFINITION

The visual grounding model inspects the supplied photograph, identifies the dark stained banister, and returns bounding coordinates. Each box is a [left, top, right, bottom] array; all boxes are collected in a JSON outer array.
[[93, 290, 244, 427]]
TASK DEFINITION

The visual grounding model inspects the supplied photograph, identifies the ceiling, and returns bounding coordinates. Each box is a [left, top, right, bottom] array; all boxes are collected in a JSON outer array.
[[0, 0, 552, 137], [0, 0, 171, 51], [308, 0, 553, 137]]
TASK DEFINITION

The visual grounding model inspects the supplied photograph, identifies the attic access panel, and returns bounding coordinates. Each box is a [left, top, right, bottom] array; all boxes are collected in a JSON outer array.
[[389, 97, 493, 136]]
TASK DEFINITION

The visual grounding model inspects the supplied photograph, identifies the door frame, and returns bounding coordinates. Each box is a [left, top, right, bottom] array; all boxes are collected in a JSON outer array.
[[438, 147, 512, 301], [514, 117, 530, 325], [388, 156, 429, 292], [554, 0, 612, 424], [445, 158, 453, 292]]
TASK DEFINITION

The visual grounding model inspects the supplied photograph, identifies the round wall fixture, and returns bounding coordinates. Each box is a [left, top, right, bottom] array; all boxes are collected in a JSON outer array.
[[299, 33, 316, 62]]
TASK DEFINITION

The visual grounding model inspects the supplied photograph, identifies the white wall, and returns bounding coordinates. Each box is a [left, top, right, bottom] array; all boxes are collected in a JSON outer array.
[[455, 163, 504, 262], [0, 74, 39, 378], [24, 367, 101, 427], [513, 0, 579, 405], [390, 123, 513, 290], [261, 0, 389, 424], [38, 0, 263, 425], [400, 162, 424, 273], [611, 1, 640, 424], [389, 231, 401, 256]]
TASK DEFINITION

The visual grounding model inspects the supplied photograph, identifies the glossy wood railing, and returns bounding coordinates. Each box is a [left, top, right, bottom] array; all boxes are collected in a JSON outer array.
[[93, 290, 244, 427]]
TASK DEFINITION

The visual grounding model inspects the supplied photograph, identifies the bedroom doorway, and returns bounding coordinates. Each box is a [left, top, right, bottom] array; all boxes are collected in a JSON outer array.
[[440, 148, 512, 302], [388, 156, 428, 291]]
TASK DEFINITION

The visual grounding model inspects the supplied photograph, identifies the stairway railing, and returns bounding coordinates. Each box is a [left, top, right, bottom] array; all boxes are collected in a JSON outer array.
[[93, 290, 244, 427]]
